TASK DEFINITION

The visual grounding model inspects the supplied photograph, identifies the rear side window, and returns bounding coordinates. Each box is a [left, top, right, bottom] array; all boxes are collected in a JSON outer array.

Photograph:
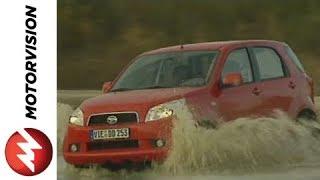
[[252, 47, 285, 80], [285, 46, 305, 72], [222, 48, 253, 83]]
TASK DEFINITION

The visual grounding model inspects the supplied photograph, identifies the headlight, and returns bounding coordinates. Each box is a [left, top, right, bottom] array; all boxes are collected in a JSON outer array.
[[146, 98, 186, 122], [69, 108, 84, 126]]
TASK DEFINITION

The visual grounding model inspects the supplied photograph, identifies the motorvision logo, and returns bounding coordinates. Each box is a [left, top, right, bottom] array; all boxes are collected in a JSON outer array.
[[5, 128, 52, 176], [4, 5, 53, 176], [25, 5, 38, 119]]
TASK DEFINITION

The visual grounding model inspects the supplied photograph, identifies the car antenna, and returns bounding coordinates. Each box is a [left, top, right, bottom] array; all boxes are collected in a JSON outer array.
[[180, 38, 184, 49]]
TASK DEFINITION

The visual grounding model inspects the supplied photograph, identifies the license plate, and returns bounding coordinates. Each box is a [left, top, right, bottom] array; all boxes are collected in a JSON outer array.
[[90, 128, 129, 140]]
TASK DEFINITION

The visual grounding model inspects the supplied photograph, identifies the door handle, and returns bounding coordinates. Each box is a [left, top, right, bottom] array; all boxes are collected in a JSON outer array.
[[289, 81, 296, 89], [252, 88, 262, 96]]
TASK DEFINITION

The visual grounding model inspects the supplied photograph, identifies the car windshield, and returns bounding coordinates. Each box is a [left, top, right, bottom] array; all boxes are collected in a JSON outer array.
[[111, 51, 219, 92]]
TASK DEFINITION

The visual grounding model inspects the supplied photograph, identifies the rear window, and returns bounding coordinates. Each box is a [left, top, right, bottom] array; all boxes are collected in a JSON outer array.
[[285, 46, 305, 72]]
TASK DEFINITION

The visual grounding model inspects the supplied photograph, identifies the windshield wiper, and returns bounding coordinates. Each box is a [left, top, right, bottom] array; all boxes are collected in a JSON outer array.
[[140, 85, 171, 90], [110, 88, 133, 92], [111, 86, 171, 92]]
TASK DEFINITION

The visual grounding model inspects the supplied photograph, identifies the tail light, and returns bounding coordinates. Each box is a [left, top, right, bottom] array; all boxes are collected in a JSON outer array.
[[304, 73, 315, 103]]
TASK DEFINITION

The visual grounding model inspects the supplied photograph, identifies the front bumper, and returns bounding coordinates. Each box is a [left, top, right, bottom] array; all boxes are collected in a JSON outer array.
[[63, 118, 172, 165]]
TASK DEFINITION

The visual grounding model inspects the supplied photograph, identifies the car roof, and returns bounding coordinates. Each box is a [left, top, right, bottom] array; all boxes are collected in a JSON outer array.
[[140, 40, 285, 56]]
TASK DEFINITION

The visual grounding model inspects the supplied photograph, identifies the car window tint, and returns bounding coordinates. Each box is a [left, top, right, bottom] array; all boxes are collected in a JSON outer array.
[[253, 47, 285, 80], [285, 46, 305, 72], [222, 48, 253, 83], [112, 51, 218, 90], [158, 52, 216, 87]]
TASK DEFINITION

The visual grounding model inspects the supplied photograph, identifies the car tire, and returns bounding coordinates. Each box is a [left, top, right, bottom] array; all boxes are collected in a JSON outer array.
[[297, 110, 320, 137], [297, 109, 317, 121]]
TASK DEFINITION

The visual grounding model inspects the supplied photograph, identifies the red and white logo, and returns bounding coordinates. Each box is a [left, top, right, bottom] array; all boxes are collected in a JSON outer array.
[[5, 128, 53, 176]]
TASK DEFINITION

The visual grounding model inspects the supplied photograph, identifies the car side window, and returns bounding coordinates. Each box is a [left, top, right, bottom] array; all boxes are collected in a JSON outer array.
[[252, 47, 285, 80], [222, 48, 253, 83]]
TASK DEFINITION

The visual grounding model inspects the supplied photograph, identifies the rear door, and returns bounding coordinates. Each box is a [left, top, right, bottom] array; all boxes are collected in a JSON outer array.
[[249, 47, 297, 115], [217, 48, 264, 121]]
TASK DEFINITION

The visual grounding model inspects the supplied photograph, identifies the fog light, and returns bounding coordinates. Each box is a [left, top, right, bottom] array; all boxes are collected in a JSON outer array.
[[155, 139, 165, 147], [70, 144, 79, 152]]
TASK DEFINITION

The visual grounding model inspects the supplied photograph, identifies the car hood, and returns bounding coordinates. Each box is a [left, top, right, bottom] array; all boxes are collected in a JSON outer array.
[[81, 87, 203, 120]]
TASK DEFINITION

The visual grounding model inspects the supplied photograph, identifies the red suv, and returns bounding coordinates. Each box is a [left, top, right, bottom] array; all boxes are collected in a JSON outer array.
[[63, 40, 316, 166]]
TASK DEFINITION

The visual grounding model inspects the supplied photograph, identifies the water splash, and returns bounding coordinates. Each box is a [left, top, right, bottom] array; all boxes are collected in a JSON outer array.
[[162, 110, 320, 175], [57, 103, 73, 153]]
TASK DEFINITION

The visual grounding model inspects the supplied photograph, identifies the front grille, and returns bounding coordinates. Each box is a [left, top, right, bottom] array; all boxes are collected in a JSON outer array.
[[87, 140, 139, 151], [88, 112, 138, 126]]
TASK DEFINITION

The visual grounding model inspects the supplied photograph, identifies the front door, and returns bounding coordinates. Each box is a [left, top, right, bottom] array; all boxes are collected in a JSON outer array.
[[216, 48, 263, 121]]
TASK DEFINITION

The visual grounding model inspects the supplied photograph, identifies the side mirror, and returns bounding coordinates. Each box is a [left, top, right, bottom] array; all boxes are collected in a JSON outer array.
[[102, 81, 112, 93], [222, 72, 243, 88]]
